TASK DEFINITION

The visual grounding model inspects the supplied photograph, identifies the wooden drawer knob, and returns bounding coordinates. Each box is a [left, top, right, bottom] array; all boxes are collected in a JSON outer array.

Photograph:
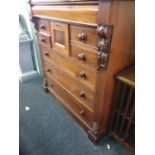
[[44, 52, 49, 57], [78, 32, 87, 41], [78, 53, 86, 61], [40, 37, 45, 43], [46, 69, 51, 73], [80, 71, 86, 78], [79, 110, 85, 116], [79, 91, 85, 98], [40, 24, 45, 29]]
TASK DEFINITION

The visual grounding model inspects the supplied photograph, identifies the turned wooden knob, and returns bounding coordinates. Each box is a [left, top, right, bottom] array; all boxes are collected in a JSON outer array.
[[80, 71, 86, 78], [79, 91, 85, 98], [46, 69, 51, 73], [40, 24, 45, 29], [98, 38, 108, 50], [40, 37, 45, 42], [79, 110, 85, 116], [78, 53, 86, 61], [44, 52, 49, 57], [78, 32, 87, 41], [97, 26, 109, 38], [50, 83, 53, 87]]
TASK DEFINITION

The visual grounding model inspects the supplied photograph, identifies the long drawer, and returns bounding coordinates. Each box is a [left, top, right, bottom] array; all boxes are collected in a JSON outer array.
[[41, 45, 97, 91], [44, 59, 95, 111], [46, 74, 94, 128]]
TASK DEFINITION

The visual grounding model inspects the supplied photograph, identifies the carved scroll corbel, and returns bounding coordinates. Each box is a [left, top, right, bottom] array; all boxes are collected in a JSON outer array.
[[97, 25, 113, 70]]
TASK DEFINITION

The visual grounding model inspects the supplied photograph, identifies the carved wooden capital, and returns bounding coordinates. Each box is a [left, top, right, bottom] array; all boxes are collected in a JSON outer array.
[[97, 25, 113, 70]]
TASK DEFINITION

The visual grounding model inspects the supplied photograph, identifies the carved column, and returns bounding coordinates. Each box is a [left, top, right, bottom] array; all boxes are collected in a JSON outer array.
[[97, 25, 113, 70]]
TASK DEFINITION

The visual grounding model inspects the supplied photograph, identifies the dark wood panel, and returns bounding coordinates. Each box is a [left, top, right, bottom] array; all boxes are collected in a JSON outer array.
[[94, 0, 135, 140]]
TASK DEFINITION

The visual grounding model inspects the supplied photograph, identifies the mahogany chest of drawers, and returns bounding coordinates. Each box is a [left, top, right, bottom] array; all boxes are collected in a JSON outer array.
[[30, 0, 135, 143]]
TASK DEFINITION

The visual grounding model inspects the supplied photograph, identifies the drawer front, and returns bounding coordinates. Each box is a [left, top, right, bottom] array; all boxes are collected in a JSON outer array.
[[47, 75, 94, 127], [38, 33, 51, 48], [70, 25, 98, 48], [70, 44, 98, 69], [37, 19, 50, 33], [44, 60, 95, 111], [42, 46, 97, 91]]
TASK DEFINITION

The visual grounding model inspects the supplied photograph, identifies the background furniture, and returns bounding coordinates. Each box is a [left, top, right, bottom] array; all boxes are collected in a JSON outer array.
[[19, 14, 38, 82], [109, 66, 135, 152], [30, 0, 135, 143]]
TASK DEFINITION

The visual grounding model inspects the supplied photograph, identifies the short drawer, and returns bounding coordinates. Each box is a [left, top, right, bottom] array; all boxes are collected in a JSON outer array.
[[37, 19, 50, 33], [70, 44, 98, 69], [42, 46, 97, 91], [47, 75, 94, 127], [50, 22, 69, 56], [44, 60, 95, 111], [38, 33, 51, 48], [70, 25, 98, 48]]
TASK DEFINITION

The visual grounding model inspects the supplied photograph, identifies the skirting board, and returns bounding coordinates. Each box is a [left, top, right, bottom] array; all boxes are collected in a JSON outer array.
[[20, 70, 38, 82]]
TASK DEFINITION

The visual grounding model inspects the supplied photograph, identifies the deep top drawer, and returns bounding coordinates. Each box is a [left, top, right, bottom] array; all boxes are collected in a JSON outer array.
[[37, 19, 50, 33], [70, 25, 98, 49]]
